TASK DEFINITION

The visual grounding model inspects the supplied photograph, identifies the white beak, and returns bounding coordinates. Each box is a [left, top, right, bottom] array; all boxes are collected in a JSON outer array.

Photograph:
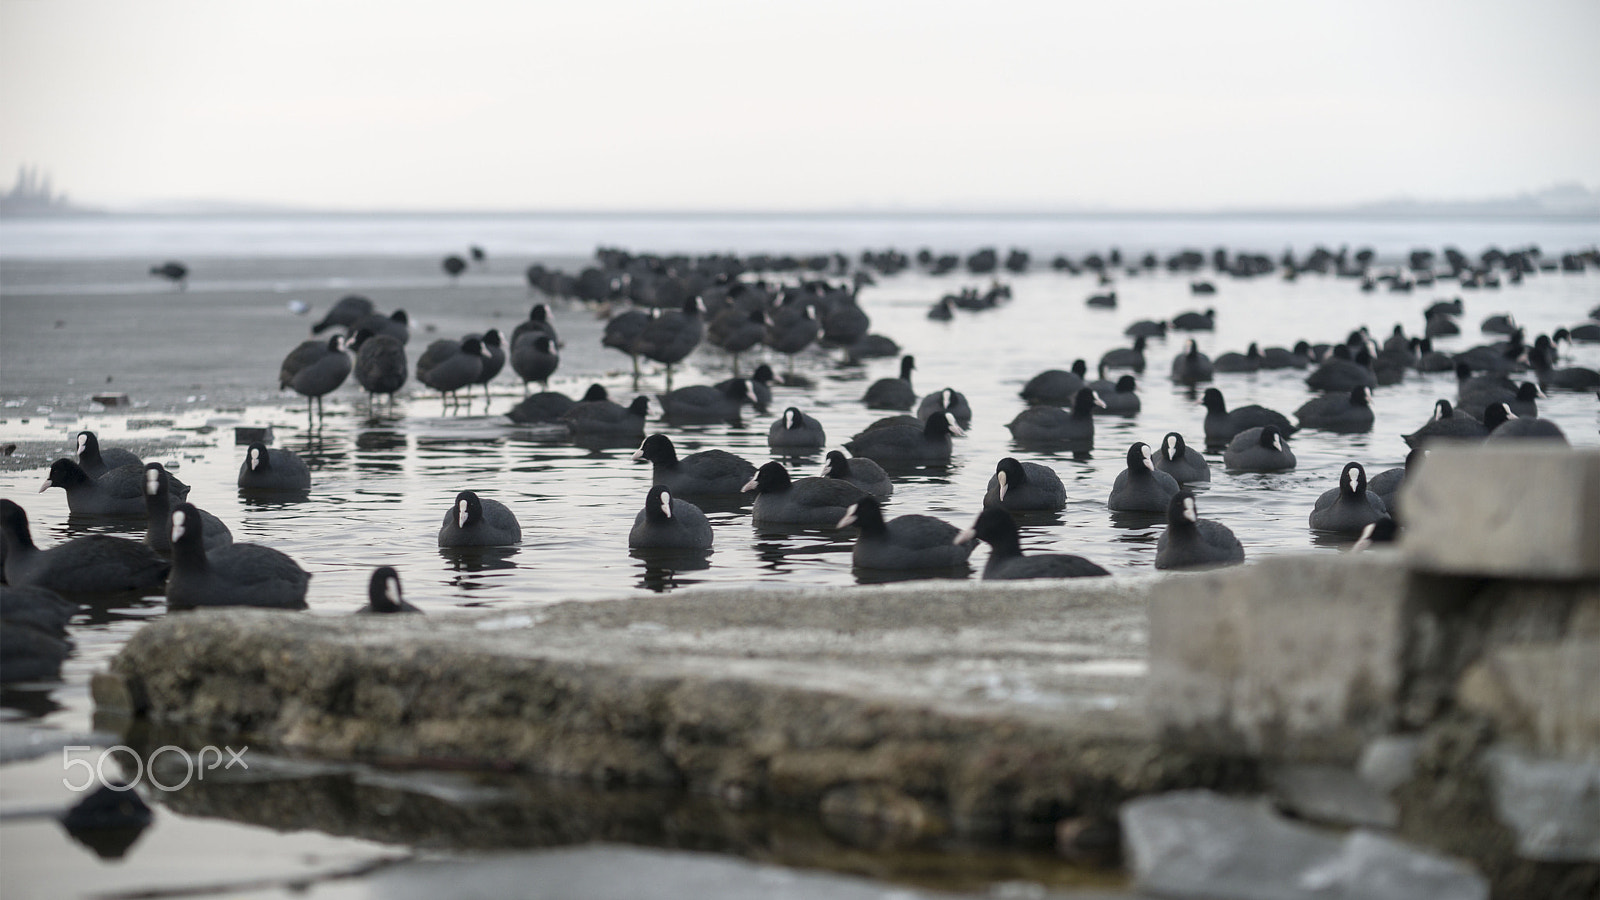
[[836, 503, 859, 529], [954, 527, 976, 545], [457, 501, 469, 528]]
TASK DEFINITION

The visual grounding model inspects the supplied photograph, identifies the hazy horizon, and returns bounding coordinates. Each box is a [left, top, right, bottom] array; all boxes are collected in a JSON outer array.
[[4, 0, 1598, 213]]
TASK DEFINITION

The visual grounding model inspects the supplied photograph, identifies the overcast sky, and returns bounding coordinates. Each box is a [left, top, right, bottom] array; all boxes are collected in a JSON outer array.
[[2, 0, 1597, 212]]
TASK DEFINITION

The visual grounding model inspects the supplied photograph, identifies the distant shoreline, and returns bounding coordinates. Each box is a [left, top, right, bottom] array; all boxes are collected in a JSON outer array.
[[5, 207, 1599, 222]]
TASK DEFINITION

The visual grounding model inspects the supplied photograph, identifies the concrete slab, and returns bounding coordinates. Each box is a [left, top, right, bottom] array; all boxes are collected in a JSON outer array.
[[1400, 445, 1600, 579], [99, 577, 1241, 840]]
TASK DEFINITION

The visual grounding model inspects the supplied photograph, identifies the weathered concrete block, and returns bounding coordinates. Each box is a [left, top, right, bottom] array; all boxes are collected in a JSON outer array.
[[1149, 555, 1443, 762], [1457, 638, 1600, 761], [1400, 445, 1600, 579]]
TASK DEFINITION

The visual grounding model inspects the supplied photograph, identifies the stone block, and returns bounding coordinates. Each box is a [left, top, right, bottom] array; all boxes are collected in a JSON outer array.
[[1457, 638, 1600, 760], [1148, 555, 1434, 762], [1400, 445, 1600, 579]]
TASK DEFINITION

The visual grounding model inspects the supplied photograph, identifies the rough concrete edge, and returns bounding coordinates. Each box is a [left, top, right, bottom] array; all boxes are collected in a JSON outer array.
[[98, 572, 1252, 840]]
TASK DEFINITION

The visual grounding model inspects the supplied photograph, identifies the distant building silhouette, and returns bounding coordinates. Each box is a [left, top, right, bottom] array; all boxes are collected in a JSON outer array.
[[0, 165, 86, 215]]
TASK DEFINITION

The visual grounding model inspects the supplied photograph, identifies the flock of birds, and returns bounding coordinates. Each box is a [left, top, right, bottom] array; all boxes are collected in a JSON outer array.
[[6, 240, 1598, 685]]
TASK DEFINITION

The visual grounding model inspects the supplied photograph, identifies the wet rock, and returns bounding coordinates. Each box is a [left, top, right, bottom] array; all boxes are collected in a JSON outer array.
[[1400, 445, 1600, 579], [1121, 789, 1487, 900], [1265, 762, 1397, 829], [1486, 747, 1600, 863]]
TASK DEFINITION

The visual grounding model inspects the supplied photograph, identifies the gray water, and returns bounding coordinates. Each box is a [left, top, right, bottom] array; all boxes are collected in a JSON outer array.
[[1, 213, 1597, 896]]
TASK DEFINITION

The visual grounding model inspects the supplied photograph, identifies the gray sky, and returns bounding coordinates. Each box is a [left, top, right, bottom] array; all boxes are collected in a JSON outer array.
[[2, 0, 1597, 212]]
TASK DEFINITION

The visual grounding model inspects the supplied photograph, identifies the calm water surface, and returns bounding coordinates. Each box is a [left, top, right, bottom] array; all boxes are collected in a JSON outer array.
[[1, 214, 1597, 895]]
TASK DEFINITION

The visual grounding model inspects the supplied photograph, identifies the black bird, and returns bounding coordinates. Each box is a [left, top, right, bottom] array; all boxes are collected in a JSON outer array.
[[1007, 387, 1102, 447], [1222, 426, 1296, 472], [743, 460, 869, 527], [312, 295, 374, 334], [350, 328, 408, 405], [916, 387, 971, 428], [1086, 374, 1141, 416], [562, 395, 651, 444], [1153, 432, 1209, 483], [511, 302, 561, 349], [1201, 388, 1295, 445], [837, 497, 972, 570], [863, 355, 917, 410], [149, 261, 188, 289], [1099, 336, 1147, 373], [1295, 386, 1375, 433], [1155, 491, 1244, 570], [416, 336, 491, 408], [707, 306, 766, 376], [769, 407, 827, 451], [2, 499, 168, 595], [464, 329, 507, 399], [1260, 341, 1313, 370], [629, 485, 713, 550], [360, 566, 421, 614], [1107, 442, 1180, 512], [1369, 447, 1423, 515], [39, 459, 149, 517], [1171, 308, 1216, 331], [1212, 343, 1262, 373], [166, 503, 310, 610], [632, 433, 756, 496], [506, 383, 607, 425], [509, 333, 560, 393], [143, 463, 231, 555], [237, 442, 311, 493], [1309, 462, 1388, 535], [0, 584, 74, 683], [718, 363, 774, 414], [438, 490, 522, 547], [983, 457, 1066, 511], [820, 450, 893, 499], [1170, 339, 1214, 385], [75, 431, 141, 478], [602, 307, 651, 377], [844, 411, 962, 465], [442, 254, 467, 279], [349, 309, 411, 345], [1484, 403, 1568, 443], [1401, 400, 1488, 449], [955, 507, 1109, 581], [659, 380, 749, 425], [1305, 347, 1377, 392], [764, 298, 821, 375], [1020, 360, 1089, 405], [632, 296, 705, 387], [278, 334, 351, 418]]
